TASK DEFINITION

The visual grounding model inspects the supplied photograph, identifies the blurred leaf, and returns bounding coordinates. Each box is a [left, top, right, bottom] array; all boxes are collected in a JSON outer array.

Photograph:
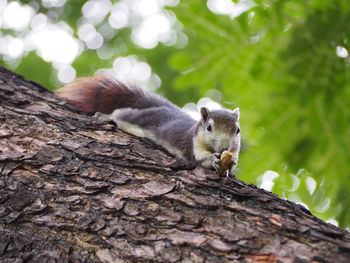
[[168, 52, 193, 71], [15, 52, 53, 90]]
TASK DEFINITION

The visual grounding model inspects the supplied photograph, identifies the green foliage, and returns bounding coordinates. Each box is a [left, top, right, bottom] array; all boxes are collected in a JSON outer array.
[[169, 0, 350, 227], [1, 0, 350, 228]]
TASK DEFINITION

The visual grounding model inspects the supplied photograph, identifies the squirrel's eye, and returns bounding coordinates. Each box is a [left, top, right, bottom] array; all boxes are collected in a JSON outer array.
[[236, 127, 240, 134], [206, 123, 212, 132]]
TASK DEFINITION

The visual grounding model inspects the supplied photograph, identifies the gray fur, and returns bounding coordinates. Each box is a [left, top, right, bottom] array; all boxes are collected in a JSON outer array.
[[98, 77, 240, 170], [114, 105, 198, 162]]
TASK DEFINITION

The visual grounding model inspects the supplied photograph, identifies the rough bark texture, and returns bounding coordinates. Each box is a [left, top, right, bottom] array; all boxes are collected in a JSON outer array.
[[0, 65, 349, 263]]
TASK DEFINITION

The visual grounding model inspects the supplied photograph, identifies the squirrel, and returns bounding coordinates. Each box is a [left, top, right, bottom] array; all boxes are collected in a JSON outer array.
[[58, 75, 241, 173]]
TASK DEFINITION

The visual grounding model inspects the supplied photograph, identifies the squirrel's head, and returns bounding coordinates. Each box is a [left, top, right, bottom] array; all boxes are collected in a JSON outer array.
[[197, 107, 241, 154]]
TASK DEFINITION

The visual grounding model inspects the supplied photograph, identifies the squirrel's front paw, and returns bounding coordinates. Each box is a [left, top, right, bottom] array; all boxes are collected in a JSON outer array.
[[211, 152, 221, 172]]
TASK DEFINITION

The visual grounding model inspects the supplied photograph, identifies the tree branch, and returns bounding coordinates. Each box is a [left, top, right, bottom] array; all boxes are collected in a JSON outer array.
[[0, 66, 349, 262]]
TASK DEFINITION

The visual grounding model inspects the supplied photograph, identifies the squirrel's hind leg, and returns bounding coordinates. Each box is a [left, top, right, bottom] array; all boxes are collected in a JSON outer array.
[[108, 108, 148, 138]]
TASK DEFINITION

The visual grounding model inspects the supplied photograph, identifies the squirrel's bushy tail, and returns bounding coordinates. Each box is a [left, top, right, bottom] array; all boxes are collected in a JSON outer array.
[[58, 75, 174, 114]]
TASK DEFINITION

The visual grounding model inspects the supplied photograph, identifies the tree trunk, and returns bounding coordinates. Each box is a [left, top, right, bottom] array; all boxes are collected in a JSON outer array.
[[0, 66, 349, 263]]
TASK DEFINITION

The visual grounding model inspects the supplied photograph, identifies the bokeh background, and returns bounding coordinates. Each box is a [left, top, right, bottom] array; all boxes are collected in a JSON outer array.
[[0, 0, 349, 228]]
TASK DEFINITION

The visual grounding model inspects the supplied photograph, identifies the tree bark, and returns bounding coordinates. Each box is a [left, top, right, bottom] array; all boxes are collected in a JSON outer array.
[[0, 65, 349, 263]]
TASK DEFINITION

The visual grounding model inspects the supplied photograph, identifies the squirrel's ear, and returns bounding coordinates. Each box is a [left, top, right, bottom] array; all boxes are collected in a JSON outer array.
[[200, 107, 210, 122], [232, 107, 240, 121]]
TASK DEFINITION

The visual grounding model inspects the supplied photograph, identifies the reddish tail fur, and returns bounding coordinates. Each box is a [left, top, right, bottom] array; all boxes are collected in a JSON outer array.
[[58, 75, 173, 114], [58, 75, 134, 114]]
